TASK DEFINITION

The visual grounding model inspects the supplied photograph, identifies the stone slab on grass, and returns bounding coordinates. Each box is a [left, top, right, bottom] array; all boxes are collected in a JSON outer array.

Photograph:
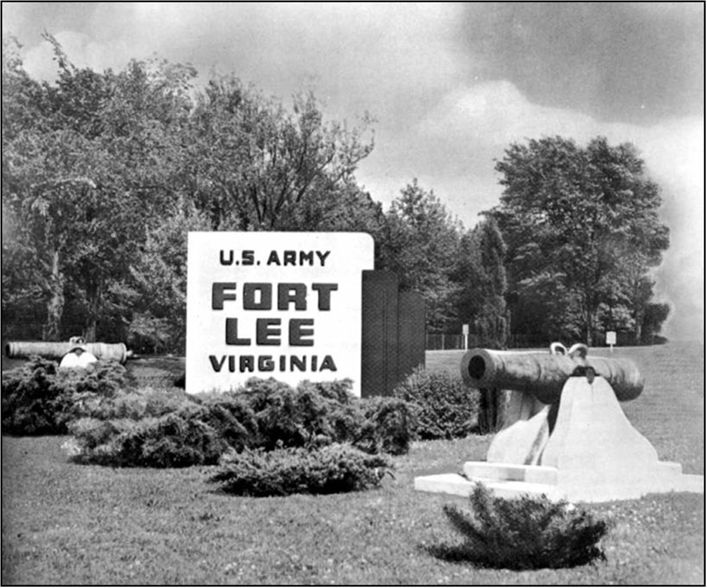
[[413, 473, 567, 502]]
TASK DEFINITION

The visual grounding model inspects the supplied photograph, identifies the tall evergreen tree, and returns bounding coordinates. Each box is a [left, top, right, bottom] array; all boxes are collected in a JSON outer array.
[[454, 216, 509, 348]]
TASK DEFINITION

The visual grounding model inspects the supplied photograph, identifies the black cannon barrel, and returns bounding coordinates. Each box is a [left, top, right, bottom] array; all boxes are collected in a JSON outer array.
[[5, 341, 128, 364], [460, 348, 643, 403]]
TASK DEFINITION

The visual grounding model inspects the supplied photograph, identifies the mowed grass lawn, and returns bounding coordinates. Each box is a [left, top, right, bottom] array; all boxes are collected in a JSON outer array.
[[2, 342, 704, 584]]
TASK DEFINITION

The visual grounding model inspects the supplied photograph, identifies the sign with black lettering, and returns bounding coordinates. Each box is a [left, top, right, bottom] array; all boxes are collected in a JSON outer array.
[[186, 232, 374, 395]]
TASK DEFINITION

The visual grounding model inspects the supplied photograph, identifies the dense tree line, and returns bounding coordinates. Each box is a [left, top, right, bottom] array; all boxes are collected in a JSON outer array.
[[2, 38, 669, 351], [491, 136, 670, 346]]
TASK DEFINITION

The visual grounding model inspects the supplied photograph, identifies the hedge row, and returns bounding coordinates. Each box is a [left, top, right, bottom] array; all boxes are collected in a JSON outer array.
[[63, 379, 416, 468], [3, 358, 480, 444], [3, 357, 480, 497]]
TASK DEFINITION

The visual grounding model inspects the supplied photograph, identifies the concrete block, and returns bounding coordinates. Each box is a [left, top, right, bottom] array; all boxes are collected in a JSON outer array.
[[414, 473, 568, 501], [678, 474, 705, 494], [413, 473, 478, 498], [462, 461, 558, 485], [483, 480, 567, 502]]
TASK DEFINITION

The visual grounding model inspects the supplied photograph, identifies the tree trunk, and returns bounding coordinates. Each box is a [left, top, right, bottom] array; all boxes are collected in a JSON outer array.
[[84, 320, 97, 343], [634, 319, 643, 346], [84, 281, 102, 342], [43, 249, 64, 341], [583, 304, 594, 346]]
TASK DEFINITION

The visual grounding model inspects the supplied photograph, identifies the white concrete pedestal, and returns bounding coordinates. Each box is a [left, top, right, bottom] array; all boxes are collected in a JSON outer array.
[[414, 376, 704, 503]]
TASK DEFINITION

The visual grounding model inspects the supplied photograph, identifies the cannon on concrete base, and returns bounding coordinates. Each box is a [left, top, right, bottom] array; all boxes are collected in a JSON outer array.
[[415, 345, 704, 502]]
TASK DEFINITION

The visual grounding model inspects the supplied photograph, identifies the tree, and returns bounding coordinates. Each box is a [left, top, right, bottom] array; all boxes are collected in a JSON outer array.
[[127, 199, 211, 353], [3, 37, 383, 349], [276, 180, 385, 234], [640, 302, 670, 344], [454, 216, 509, 348], [3, 121, 100, 340], [2, 36, 196, 342], [379, 180, 462, 331], [2, 36, 68, 340], [492, 136, 670, 346], [185, 77, 375, 231], [64, 56, 196, 341]]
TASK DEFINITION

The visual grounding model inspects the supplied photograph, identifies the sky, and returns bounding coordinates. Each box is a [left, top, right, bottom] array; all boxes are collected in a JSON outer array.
[[2, 2, 704, 341]]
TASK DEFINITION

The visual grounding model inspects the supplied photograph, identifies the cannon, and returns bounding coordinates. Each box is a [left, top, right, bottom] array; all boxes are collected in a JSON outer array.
[[415, 343, 704, 502], [460, 346, 643, 403], [5, 341, 129, 364]]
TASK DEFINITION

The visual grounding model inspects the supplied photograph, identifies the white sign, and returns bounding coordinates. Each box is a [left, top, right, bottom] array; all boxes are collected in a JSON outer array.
[[462, 324, 469, 336], [606, 331, 617, 346], [186, 232, 374, 395]]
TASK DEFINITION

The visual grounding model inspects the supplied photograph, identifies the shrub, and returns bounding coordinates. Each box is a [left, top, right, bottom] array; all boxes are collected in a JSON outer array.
[[210, 443, 393, 496], [67, 381, 349, 467], [122, 411, 228, 468], [393, 367, 478, 439], [196, 396, 261, 452], [1, 356, 128, 435], [71, 387, 198, 422], [1, 357, 60, 435], [239, 379, 417, 455], [68, 410, 230, 468], [430, 483, 609, 570], [67, 401, 254, 467], [65, 377, 417, 468], [66, 418, 134, 452], [239, 378, 357, 451], [357, 396, 418, 455]]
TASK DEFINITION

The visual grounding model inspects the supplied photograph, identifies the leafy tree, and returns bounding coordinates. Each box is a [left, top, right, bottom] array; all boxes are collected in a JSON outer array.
[[127, 199, 211, 353], [185, 77, 375, 231], [2, 36, 196, 342], [379, 180, 462, 331], [3, 122, 99, 340], [277, 180, 385, 235], [66, 54, 196, 341], [492, 136, 669, 345], [3, 37, 383, 350]]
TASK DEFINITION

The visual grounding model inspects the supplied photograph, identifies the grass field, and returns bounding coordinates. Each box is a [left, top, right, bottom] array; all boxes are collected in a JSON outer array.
[[2, 342, 704, 584]]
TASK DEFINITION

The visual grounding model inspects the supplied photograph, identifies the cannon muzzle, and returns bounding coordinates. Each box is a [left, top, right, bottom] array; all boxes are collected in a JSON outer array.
[[461, 348, 643, 403]]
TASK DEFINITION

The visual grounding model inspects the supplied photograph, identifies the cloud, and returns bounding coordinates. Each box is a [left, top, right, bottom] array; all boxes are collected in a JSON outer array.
[[22, 30, 135, 81], [457, 3, 704, 124], [115, 3, 470, 119], [16, 4, 473, 127]]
